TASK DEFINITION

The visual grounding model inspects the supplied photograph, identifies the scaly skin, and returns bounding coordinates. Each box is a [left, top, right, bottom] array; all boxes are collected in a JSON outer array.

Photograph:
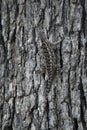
[[39, 32, 59, 95]]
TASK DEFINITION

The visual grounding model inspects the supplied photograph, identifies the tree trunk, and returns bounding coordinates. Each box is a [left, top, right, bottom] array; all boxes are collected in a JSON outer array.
[[0, 0, 87, 130]]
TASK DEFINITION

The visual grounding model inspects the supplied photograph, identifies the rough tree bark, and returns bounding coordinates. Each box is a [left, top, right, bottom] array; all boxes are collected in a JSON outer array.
[[0, 0, 87, 130]]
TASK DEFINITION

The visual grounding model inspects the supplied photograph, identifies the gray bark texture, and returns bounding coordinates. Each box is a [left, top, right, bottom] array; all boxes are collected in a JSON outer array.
[[0, 0, 87, 130]]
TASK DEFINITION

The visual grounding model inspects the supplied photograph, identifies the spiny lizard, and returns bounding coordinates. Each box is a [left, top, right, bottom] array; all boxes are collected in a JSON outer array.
[[39, 31, 59, 96]]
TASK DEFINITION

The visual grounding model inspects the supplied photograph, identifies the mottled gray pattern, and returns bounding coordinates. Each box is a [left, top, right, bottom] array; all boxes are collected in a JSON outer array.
[[0, 0, 87, 130]]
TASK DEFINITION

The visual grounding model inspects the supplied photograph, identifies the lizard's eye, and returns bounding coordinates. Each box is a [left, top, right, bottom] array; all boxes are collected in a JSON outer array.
[[40, 45, 42, 47]]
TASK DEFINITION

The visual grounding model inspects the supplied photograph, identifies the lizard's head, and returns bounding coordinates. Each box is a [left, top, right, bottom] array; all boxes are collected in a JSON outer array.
[[38, 31, 47, 48]]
